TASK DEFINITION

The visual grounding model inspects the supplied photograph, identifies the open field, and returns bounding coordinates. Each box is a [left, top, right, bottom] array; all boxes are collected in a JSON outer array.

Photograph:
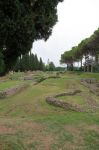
[[0, 72, 99, 150]]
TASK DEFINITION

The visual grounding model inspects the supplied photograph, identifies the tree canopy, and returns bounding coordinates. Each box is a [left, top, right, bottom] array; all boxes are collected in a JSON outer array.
[[60, 28, 99, 72], [13, 53, 45, 72], [0, 0, 63, 74]]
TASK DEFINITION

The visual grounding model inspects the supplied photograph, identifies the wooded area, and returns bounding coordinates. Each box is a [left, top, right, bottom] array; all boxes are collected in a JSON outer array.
[[61, 28, 99, 72]]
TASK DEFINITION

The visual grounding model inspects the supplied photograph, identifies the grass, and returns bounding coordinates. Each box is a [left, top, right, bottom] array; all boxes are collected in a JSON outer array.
[[57, 94, 85, 105], [0, 135, 25, 150], [0, 80, 23, 91], [0, 71, 99, 149]]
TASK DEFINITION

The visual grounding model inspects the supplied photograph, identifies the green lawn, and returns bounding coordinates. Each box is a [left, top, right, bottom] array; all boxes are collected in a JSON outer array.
[[0, 80, 24, 91], [57, 94, 85, 105], [0, 72, 99, 150]]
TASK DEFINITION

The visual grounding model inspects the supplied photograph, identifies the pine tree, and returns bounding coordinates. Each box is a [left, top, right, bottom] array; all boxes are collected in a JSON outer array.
[[39, 58, 44, 70], [29, 53, 35, 71], [21, 54, 30, 71], [34, 54, 39, 70], [13, 57, 21, 72], [13, 53, 45, 72], [49, 62, 55, 71], [0, 52, 5, 75]]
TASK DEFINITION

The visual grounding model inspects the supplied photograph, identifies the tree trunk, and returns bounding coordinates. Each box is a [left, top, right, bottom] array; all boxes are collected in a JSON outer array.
[[91, 65, 93, 72], [81, 58, 82, 70], [84, 66, 85, 72], [87, 65, 90, 72], [71, 63, 74, 71], [95, 53, 98, 65]]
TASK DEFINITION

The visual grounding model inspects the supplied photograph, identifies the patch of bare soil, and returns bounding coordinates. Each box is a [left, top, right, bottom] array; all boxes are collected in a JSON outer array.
[[0, 125, 16, 134], [85, 124, 99, 132], [18, 121, 43, 131], [0, 143, 3, 150], [64, 125, 84, 145], [17, 121, 53, 150]]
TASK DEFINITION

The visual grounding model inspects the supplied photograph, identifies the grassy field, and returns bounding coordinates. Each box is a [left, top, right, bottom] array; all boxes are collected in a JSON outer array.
[[0, 72, 99, 150], [0, 80, 24, 91]]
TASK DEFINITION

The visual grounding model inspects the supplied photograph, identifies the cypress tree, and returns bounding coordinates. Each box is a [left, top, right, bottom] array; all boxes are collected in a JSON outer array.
[[13, 53, 45, 72], [39, 57, 45, 71], [0, 52, 5, 75], [34, 54, 39, 70]]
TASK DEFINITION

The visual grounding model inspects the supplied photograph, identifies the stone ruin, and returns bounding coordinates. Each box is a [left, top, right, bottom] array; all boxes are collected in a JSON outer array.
[[46, 90, 85, 112], [81, 78, 99, 96]]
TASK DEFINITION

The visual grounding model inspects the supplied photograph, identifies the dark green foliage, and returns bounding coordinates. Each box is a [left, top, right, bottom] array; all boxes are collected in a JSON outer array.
[[61, 28, 99, 72], [13, 53, 45, 72], [33, 54, 39, 70], [29, 53, 35, 71], [39, 57, 45, 71], [45, 61, 56, 71], [49, 62, 56, 71], [0, 0, 63, 73], [13, 57, 21, 72], [0, 52, 5, 75], [55, 67, 65, 71]]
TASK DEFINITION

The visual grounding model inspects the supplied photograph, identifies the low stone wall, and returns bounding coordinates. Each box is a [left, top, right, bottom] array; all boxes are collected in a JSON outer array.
[[54, 90, 81, 98], [81, 78, 97, 84], [0, 84, 29, 99], [46, 90, 84, 112]]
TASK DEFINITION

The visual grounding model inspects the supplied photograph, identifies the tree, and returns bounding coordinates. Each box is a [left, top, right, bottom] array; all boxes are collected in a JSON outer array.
[[60, 50, 74, 71], [13, 53, 45, 72], [0, 52, 5, 75], [60, 28, 99, 72], [39, 57, 45, 71], [29, 53, 35, 71], [34, 54, 39, 70], [21, 54, 30, 71], [48, 62, 55, 71], [13, 57, 21, 72], [0, 0, 63, 73]]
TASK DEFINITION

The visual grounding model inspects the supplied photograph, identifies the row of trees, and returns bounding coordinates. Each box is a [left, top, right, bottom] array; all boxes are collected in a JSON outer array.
[[13, 53, 45, 72], [0, 0, 63, 74], [13, 53, 59, 72], [60, 28, 99, 72]]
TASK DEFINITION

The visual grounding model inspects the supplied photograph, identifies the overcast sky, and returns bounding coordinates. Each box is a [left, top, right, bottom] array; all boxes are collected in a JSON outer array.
[[32, 0, 99, 66]]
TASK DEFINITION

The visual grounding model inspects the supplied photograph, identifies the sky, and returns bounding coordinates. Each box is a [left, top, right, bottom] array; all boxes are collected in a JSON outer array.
[[32, 0, 99, 66]]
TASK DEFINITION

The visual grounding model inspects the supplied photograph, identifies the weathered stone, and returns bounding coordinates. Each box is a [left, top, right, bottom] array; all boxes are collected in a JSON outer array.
[[81, 78, 99, 96], [46, 90, 84, 112], [0, 84, 29, 99], [24, 76, 33, 80], [54, 90, 81, 98], [81, 78, 97, 84]]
